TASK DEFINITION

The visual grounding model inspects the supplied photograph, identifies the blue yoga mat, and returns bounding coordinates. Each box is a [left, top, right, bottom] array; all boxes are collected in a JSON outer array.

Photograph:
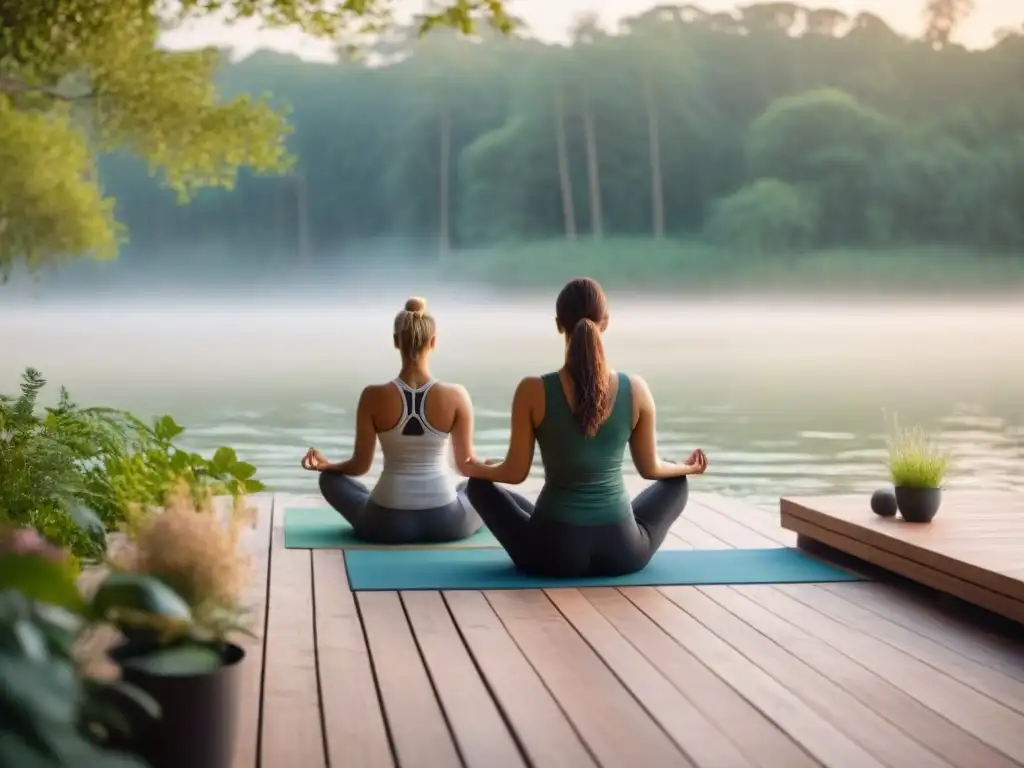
[[284, 507, 500, 549], [344, 546, 865, 591]]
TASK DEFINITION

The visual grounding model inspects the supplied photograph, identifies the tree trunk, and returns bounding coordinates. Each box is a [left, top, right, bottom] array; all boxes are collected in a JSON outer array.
[[581, 89, 603, 239], [438, 108, 451, 258], [296, 171, 310, 264], [553, 90, 577, 241], [644, 75, 665, 240]]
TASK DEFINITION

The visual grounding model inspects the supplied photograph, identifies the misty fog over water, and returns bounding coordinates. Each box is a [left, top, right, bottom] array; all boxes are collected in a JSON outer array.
[[4, 288, 1022, 509]]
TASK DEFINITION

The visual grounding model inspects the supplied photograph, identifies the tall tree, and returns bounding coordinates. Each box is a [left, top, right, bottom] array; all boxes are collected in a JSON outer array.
[[922, 0, 975, 48], [0, 0, 513, 277], [570, 13, 606, 240]]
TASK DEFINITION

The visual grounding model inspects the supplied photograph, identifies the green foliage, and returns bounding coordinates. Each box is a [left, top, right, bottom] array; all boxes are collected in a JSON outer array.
[[704, 179, 818, 252], [0, 587, 152, 767], [0, 0, 511, 276], [886, 418, 951, 488], [79, 5, 1024, 272], [0, 368, 265, 558], [440, 238, 1024, 292], [0, 103, 121, 279]]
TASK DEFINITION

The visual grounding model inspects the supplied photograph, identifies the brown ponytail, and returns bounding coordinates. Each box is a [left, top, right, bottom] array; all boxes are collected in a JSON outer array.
[[556, 278, 611, 437]]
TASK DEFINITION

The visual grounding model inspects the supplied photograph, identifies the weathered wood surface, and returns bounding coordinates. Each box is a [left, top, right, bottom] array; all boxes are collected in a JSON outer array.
[[782, 492, 1024, 624], [222, 487, 1024, 767]]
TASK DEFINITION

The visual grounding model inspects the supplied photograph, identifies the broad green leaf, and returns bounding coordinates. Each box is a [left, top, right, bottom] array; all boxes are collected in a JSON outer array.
[[0, 554, 84, 614], [243, 478, 266, 494], [0, 656, 78, 724], [0, 730, 58, 768], [68, 505, 107, 551], [122, 642, 226, 676], [11, 619, 49, 661], [210, 446, 238, 475], [89, 572, 192, 624], [230, 461, 258, 481], [170, 449, 192, 472], [154, 414, 186, 441]]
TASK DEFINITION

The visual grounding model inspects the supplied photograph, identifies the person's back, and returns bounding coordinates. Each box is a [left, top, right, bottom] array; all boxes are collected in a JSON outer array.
[[371, 376, 458, 509], [301, 297, 481, 544], [460, 277, 708, 577], [534, 371, 632, 525]]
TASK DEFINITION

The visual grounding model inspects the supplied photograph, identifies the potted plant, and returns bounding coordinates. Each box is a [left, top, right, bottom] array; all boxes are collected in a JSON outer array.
[[93, 484, 255, 768], [885, 419, 951, 523], [0, 525, 157, 767]]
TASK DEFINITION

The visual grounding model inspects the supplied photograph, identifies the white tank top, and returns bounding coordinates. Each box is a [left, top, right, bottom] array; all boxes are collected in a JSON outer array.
[[369, 378, 459, 510]]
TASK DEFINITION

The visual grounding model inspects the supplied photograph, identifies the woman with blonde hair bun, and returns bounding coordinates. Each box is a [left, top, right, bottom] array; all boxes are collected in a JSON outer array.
[[301, 297, 487, 543]]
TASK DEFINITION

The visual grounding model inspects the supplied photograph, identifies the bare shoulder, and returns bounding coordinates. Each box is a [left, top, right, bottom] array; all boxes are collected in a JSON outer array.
[[628, 373, 653, 402], [515, 375, 544, 398], [432, 380, 472, 405], [362, 382, 392, 398]]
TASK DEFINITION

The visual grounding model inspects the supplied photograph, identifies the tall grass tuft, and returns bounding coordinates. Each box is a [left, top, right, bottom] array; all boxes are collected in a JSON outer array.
[[885, 416, 951, 489]]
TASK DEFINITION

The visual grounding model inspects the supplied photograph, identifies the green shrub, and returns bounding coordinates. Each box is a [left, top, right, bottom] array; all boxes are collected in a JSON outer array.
[[0, 368, 265, 559], [886, 418, 951, 488]]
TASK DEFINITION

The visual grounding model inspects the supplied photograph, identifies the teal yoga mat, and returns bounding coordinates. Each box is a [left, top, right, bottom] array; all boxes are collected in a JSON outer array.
[[344, 546, 865, 591], [284, 507, 500, 549]]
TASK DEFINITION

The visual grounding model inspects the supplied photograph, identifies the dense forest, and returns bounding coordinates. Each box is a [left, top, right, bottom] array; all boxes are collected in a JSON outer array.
[[100, 2, 1024, 268]]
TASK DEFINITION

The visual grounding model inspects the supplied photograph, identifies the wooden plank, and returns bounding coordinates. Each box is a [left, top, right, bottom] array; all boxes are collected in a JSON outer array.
[[669, 516, 731, 549], [357, 591, 463, 768], [775, 584, 1024, 716], [818, 582, 1024, 682], [484, 589, 691, 766], [684, 499, 782, 549], [546, 588, 754, 768], [782, 493, 1024, 602], [784, 516, 1024, 624], [625, 587, 884, 768], [232, 494, 274, 768], [312, 550, 394, 768], [694, 493, 797, 547], [701, 586, 1016, 768], [663, 586, 954, 768], [401, 591, 526, 768], [443, 590, 597, 768], [261, 524, 326, 767], [753, 585, 1024, 762], [583, 588, 819, 768]]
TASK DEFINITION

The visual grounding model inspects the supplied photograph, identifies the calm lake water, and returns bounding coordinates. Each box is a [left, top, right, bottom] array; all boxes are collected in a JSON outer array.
[[4, 295, 1023, 510]]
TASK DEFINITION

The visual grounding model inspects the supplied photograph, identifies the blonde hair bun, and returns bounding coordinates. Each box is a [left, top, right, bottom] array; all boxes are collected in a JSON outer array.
[[404, 296, 427, 313]]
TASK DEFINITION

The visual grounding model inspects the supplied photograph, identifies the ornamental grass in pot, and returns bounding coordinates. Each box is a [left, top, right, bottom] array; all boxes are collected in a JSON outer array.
[[885, 419, 951, 523], [96, 484, 255, 768]]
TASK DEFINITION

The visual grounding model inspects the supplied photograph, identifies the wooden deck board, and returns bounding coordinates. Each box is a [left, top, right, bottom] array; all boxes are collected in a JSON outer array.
[[358, 590, 463, 768], [232, 494, 274, 768], [231, 489, 1024, 767], [546, 587, 753, 767], [312, 549, 394, 768], [781, 492, 1024, 623], [705, 585, 1017, 768], [261, 526, 326, 767]]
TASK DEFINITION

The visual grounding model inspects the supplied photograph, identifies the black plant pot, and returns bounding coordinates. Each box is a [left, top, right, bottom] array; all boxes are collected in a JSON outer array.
[[894, 486, 942, 523], [109, 641, 245, 768]]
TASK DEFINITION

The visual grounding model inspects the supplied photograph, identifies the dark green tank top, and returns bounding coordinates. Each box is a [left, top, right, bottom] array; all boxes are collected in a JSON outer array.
[[534, 372, 633, 525]]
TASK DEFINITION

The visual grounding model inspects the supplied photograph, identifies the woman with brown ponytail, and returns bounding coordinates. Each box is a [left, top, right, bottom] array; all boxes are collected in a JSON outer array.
[[461, 277, 707, 577], [300, 297, 484, 544]]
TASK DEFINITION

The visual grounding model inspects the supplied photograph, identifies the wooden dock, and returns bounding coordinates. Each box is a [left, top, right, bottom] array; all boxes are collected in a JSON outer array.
[[230, 488, 1024, 768], [781, 492, 1024, 625]]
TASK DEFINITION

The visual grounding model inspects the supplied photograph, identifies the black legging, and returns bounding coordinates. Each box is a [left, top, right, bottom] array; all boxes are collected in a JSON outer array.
[[465, 476, 689, 578], [319, 473, 483, 544]]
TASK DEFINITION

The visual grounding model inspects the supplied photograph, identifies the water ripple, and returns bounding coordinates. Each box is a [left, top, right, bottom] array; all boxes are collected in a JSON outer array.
[[176, 401, 1024, 513]]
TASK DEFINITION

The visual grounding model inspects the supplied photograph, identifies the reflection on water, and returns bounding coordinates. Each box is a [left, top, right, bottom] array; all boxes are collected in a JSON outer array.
[[2, 297, 1022, 510], [177, 404, 1024, 509]]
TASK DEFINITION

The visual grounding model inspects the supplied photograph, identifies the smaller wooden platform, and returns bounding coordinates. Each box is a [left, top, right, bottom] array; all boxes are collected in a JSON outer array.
[[781, 492, 1024, 625]]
